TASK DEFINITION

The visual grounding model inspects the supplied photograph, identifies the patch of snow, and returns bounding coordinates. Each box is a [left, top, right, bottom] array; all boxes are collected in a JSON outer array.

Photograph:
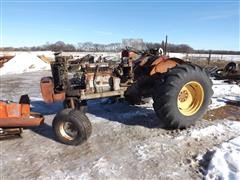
[[168, 53, 240, 61], [205, 136, 240, 180], [177, 121, 240, 141], [209, 98, 226, 110], [77, 172, 92, 180], [135, 144, 151, 161], [86, 113, 109, 123], [0, 52, 50, 75], [190, 124, 226, 138], [212, 83, 240, 97], [223, 121, 240, 131], [92, 157, 120, 177], [168, 52, 186, 59], [209, 79, 240, 110]]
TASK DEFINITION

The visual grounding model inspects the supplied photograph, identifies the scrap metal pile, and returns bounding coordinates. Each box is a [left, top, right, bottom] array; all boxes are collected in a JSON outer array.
[[205, 62, 240, 85]]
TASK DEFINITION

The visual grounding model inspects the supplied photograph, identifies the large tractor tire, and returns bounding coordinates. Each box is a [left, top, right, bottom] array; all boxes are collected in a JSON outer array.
[[152, 64, 213, 129], [52, 109, 92, 145]]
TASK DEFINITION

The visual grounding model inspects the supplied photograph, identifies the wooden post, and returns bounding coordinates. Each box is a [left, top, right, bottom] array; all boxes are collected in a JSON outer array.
[[164, 35, 168, 55], [208, 50, 212, 65]]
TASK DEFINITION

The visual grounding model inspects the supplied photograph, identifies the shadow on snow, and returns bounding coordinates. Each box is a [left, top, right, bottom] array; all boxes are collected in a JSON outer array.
[[87, 99, 163, 129], [28, 99, 163, 142]]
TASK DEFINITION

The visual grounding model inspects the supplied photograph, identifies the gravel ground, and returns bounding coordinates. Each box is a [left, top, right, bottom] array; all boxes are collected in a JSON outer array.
[[0, 71, 240, 179]]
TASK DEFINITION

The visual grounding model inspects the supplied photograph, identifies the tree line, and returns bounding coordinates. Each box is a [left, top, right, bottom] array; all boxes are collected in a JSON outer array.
[[1, 40, 239, 55]]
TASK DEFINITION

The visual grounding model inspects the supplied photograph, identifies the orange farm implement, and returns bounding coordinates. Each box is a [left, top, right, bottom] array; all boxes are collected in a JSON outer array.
[[0, 95, 44, 137]]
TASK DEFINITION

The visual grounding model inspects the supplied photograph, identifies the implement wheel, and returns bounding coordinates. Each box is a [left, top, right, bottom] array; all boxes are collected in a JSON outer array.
[[52, 109, 92, 145], [152, 64, 213, 129]]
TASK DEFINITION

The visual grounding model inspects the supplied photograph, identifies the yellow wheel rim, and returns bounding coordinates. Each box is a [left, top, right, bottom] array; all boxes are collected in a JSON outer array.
[[177, 81, 204, 116]]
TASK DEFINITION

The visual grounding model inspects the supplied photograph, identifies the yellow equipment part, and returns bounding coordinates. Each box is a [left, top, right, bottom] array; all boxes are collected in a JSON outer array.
[[177, 81, 204, 116]]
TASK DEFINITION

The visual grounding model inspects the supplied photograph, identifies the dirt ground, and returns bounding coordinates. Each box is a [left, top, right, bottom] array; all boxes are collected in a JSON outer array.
[[0, 71, 240, 179]]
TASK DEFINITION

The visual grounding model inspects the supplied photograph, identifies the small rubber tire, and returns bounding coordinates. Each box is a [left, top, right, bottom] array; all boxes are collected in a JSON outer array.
[[52, 109, 92, 145], [152, 63, 213, 129]]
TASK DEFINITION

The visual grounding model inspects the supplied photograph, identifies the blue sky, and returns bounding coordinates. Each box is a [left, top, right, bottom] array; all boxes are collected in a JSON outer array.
[[1, 0, 239, 50]]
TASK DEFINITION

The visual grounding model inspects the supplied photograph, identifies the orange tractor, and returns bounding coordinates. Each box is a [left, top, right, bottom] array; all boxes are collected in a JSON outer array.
[[40, 48, 213, 146], [0, 95, 44, 137]]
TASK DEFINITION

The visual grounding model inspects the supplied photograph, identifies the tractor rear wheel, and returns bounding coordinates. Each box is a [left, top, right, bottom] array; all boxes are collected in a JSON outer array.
[[152, 64, 213, 129], [52, 109, 92, 145]]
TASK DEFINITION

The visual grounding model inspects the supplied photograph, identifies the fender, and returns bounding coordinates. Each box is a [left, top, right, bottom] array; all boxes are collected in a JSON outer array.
[[150, 57, 185, 75]]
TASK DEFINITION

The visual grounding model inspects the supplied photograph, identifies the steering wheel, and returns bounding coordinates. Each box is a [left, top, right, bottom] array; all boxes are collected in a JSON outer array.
[[158, 48, 164, 55]]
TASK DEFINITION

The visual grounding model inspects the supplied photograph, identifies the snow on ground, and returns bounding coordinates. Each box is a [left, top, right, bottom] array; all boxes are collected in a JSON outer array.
[[204, 78, 240, 179], [204, 136, 240, 180], [0, 52, 50, 75], [168, 53, 240, 61], [199, 74, 240, 178], [191, 121, 240, 139], [0, 51, 54, 57], [209, 79, 240, 110]]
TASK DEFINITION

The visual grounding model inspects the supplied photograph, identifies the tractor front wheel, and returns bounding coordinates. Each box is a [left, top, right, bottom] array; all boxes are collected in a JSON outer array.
[[152, 64, 213, 129], [52, 109, 92, 145]]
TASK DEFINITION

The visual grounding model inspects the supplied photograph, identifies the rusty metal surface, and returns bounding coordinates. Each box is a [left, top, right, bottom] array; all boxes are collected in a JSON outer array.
[[53, 92, 65, 102], [40, 77, 54, 103], [150, 58, 178, 75], [0, 101, 23, 118], [0, 116, 44, 127], [85, 72, 112, 93], [0, 56, 14, 68], [42, 48, 189, 103], [0, 100, 44, 128], [80, 88, 126, 100]]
